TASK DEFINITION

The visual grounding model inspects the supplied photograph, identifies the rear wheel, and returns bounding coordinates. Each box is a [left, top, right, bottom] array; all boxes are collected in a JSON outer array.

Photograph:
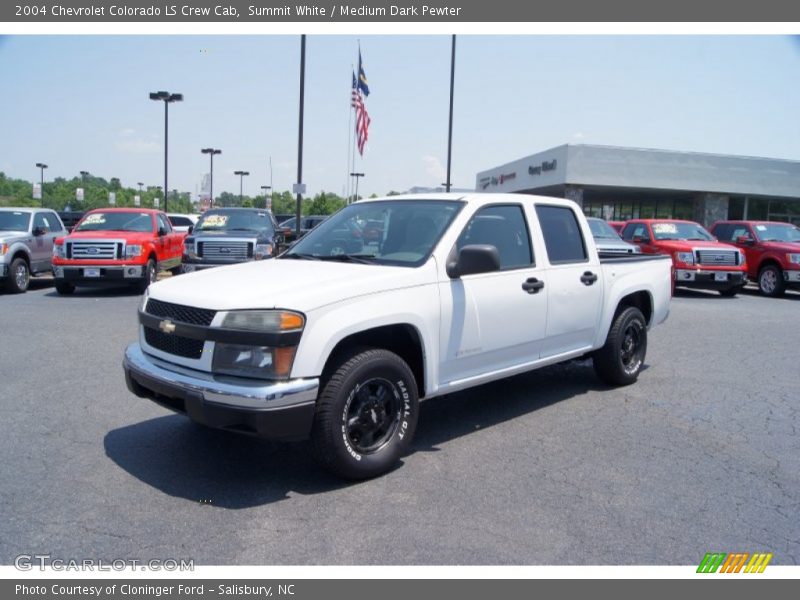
[[593, 306, 647, 386], [311, 348, 419, 480], [6, 257, 30, 293], [55, 281, 75, 295], [758, 265, 785, 297]]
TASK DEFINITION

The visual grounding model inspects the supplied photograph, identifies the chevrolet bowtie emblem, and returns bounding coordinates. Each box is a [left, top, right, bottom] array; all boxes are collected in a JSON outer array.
[[159, 320, 176, 334]]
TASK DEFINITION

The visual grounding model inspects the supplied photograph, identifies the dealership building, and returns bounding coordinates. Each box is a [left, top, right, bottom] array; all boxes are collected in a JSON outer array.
[[475, 144, 800, 226]]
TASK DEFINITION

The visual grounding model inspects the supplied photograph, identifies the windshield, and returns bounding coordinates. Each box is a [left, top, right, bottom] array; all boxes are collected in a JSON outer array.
[[754, 223, 800, 243], [282, 200, 463, 266], [652, 221, 714, 241], [74, 212, 153, 233], [195, 210, 274, 233], [588, 218, 622, 239], [0, 211, 31, 232]]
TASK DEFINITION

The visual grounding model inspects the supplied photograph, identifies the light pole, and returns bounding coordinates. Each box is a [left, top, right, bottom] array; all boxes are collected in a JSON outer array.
[[149, 90, 183, 212], [35, 163, 47, 207], [260, 185, 271, 210], [201, 148, 221, 208], [350, 172, 364, 202], [234, 170, 249, 205], [445, 34, 456, 193], [79, 170, 89, 204], [137, 182, 144, 192]]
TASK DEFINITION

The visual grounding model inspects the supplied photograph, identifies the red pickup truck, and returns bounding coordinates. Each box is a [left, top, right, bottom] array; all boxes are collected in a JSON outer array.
[[621, 219, 748, 296], [709, 220, 800, 297], [52, 208, 183, 295]]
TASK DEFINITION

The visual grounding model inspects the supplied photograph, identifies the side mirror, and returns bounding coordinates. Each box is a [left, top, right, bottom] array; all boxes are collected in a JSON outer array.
[[158, 227, 167, 237], [187, 225, 193, 234], [447, 244, 501, 279], [736, 235, 753, 245], [32, 227, 46, 236], [632, 235, 643, 243]]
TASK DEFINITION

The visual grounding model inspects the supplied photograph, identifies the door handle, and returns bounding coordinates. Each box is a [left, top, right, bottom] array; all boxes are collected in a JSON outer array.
[[521, 277, 545, 294], [581, 271, 598, 286]]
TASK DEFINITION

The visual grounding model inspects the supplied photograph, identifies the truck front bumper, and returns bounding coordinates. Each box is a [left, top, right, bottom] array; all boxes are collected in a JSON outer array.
[[674, 269, 747, 290], [784, 270, 800, 286], [123, 343, 319, 440], [54, 264, 147, 284]]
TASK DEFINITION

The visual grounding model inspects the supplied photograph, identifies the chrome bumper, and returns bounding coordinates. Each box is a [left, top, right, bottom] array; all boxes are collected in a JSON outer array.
[[123, 343, 319, 410]]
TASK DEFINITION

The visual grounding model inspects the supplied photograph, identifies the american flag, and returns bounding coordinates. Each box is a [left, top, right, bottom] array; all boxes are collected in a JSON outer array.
[[351, 72, 371, 156]]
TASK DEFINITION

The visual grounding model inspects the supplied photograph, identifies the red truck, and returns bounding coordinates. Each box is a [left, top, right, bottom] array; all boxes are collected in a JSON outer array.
[[621, 219, 748, 296], [52, 208, 183, 295], [709, 220, 800, 297]]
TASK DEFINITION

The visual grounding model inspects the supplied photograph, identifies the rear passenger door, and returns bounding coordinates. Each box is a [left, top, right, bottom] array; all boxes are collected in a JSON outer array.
[[438, 204, 548, 384], [535, 204, 603, 358]]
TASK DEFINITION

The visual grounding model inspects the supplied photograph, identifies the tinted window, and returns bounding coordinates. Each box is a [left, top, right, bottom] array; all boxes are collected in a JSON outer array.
[[196, 210, 274, 233], [622, 223, 650, 242], [45, 212, 64, 232], [33, 213, 48, 231], [536, 205, 588, 263], [157, 214, 172, 233], [169, 216, 193, 227], [457, 205, 533, 269]]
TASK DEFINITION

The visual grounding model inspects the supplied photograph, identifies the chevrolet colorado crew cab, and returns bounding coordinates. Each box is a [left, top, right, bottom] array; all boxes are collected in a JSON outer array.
[[621, 219, 748, 296], [123, 194, 672, 479], [181, 208, 284, 273], [0, 207, 66, 293], [710, 220, 800, 297], [52, 208, 183, 294]]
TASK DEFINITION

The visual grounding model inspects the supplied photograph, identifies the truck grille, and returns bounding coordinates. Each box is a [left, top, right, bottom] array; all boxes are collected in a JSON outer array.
[[144, 327, 205, 359], [146, 298, 216, 326], [198, 240, 252, 260], [67, 241, 121, 259], [696, 249, 738, 266]]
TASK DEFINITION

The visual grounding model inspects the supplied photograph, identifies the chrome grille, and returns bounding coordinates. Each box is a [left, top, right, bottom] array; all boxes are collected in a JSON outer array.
[[198, 240, 252, 260], [68, 240, 120, 260], [146, 298, 216, 326], [696, 249, 738, 266]]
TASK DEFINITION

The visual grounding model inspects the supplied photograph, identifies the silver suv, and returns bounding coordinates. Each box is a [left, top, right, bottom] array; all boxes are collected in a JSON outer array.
[[0, 207, 65, 293]]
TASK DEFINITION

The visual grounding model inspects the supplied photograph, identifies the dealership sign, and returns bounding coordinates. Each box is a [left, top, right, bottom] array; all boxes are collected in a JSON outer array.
[[529, 159, 557, 175], [479, 172, 516, 190]]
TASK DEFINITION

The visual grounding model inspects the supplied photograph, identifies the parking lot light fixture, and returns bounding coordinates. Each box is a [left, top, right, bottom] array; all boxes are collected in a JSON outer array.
[[149, 90, 183, 212], [35, 163, 48, 207], [260, 185, 271, 210], [234, 170, 249, 205], [201, 148, 222, 208]]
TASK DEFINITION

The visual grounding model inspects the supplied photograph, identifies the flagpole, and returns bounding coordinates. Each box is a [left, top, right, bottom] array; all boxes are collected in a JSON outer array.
[[346, 64, 354, 203], [351, 41, 361, 203], [445, 34, 456, 193]]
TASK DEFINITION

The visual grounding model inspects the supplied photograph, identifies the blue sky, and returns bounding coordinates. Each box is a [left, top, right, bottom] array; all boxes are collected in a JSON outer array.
[[1, 35, 799, 198]]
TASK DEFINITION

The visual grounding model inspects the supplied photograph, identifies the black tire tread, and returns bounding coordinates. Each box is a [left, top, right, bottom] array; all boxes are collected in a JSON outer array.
[[758, 264, 785, 298], [593, 306, 646, 387], [6, 257, 29, 293], [310, 347, 417, 480]]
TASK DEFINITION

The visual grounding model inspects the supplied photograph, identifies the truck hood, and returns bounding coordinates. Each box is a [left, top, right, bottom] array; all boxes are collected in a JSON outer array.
[[759, 241, 800, 253], [148, 258, 437, 313], [191, 230, 264, 239], [0, 231, 29, 245], [654, 240, 739, 252]]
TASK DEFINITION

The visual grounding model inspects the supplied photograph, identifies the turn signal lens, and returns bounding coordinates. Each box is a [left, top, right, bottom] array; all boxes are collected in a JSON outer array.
[[221, 310, 305, 333], [280, 312, 304, 331]]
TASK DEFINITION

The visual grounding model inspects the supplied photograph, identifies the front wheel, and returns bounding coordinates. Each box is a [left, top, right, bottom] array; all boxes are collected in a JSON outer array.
[[311, 348, 419, 480], [136, 259, 157, 294], [593, 306, 647, 386], [6, 257, 30, 293], [758, 265, 785, 297], [55, 281, 75, 295], [719, 285, 743, 297]]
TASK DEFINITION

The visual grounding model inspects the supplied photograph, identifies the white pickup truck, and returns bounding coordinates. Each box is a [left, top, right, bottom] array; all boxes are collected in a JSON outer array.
[[123, 194, 671, 479]]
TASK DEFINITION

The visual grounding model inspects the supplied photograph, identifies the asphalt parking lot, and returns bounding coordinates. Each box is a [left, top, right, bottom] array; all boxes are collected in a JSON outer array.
[[1, 278, 798, 565]]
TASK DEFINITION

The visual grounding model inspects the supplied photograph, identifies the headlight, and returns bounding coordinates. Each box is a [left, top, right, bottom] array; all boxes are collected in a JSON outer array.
[[787, 253, 800, 265], [221, 310, 304, 332], [254, 243, 273, 259], [675, 251, 695, 265], [213, 310, 305, 379], [183, 238, 197, 258], [126, 244, 142, 258], [52, 243, 64, 258], [738, 249, 747, 265], [0, 243, 8, 256], [212, 343, 297, 379]]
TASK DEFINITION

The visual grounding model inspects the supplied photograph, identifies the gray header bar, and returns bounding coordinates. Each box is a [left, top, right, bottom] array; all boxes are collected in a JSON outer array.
[[3, 0, 800, 22]]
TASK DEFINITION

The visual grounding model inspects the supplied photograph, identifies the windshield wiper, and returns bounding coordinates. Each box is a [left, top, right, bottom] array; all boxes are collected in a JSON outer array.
[[281, 253, 321, 261], [318, 253, 377, 264]]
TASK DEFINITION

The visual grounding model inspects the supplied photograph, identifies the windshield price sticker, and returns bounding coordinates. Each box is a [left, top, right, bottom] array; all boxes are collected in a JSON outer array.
[[653, 223, 678, 234], [201, 215, 229, 228], [756, 225, 767, 231], [82, 214, 106, 225]]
